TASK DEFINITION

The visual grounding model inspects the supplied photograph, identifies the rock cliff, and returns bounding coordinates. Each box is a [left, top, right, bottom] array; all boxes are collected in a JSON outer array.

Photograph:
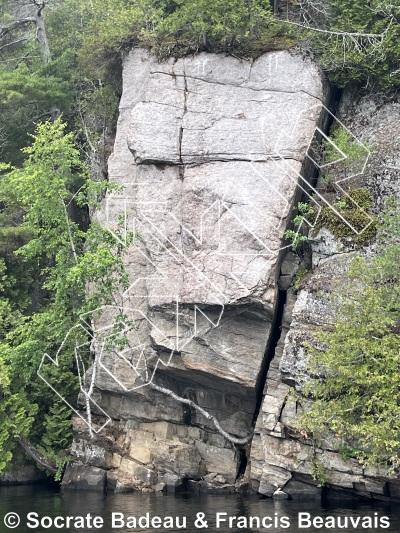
[[64, 48, 399, 499], [63, 48, 329, 493], [249, 91, 400, 500]]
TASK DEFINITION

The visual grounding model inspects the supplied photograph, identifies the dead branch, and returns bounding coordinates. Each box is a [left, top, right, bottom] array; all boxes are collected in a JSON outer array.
[[282, 19, 385, 39], [16, 434, 57, 474], [148, 381, 252, 445]]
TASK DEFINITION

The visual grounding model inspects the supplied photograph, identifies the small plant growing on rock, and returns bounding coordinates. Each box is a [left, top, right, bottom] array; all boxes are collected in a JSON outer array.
[[319, 127, 370, 192], [284, 202, 316, 251], [311, 456, 329, 487], [54, 456, 70, 482], [293, 267, 310, 292], [338, 445, 359, 461], [284, 229, 308, 251]]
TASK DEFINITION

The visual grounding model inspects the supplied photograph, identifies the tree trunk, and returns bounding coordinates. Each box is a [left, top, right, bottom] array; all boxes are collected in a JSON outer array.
[[35, 7, 51, 63], [16, 434, 57, 474], [0, 3, 51, 64]]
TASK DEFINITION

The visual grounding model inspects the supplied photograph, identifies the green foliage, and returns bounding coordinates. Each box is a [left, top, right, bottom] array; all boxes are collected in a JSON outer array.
[[299, 198, 400, 469], [51, 0, 400, 90], [0, 340, 38, 472], [326, 0, 400, 88], [0, 1, 122, 170], [338, 445, 359, 461], [0, 63, 70, 164], [315, 188, 378, 244], [284, 229, 308, 251], [293, 267, 310, 292], [284, 202, 316, 251], [155, 0, 277, 56], [73, 0, 286, 64], [311, 456, 328, 487], [295, 0, 400, 89], [319, 127, 370, 192], [0, 120, 84, 474], [315, 125, 377, 242], [54, 456, 70, 482], [75, 0, 162, 73], [0, 119, 129, 476], [294, 202, 316, 225], [0, 0, 79, 165], [42, 1, 122, 168]]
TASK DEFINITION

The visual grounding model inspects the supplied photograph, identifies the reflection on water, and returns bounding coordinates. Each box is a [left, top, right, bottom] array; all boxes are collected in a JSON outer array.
[[0, 485, 399, 533]]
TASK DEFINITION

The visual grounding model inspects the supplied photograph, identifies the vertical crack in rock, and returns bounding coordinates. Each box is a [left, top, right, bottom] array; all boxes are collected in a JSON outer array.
[[236, 446, 249, 480], [178, 65, 188, 291], [64, 49, 332, 494], [178, 127, 184, 168], [178, 65, 189, 167], [248, 90, 338, 442], [246, 88, 384, 502], [252, 288, 287, 426]]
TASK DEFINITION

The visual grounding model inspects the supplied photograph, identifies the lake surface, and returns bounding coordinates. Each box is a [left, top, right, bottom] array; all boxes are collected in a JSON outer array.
[[0, 485, 399, 533]]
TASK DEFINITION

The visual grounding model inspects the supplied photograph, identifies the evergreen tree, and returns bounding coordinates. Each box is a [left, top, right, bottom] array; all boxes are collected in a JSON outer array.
[[0, 119, 126, 474], [299, 198, 400, 469]]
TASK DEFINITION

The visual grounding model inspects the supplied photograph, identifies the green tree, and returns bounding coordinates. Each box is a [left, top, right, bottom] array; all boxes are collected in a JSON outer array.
[[0, 63, 69, 164], [0, 119, 128, 475], [156, 0, 275, 55], [74, 0, 278, 63], [289, 0, 400, 88], [299, 197, 400, 469]]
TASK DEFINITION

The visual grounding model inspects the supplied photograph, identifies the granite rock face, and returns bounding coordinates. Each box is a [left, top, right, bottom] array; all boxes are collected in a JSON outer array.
[[0, 465, 47, 486], [0, 448, 47, 486], [63, 48, 328, 492], [249, 92, 400, 501]]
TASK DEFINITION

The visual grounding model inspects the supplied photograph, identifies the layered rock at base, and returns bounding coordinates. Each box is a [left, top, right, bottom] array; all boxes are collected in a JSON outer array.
[[249, 93, 400, 500], [0, 448, 47, 486], [63, 49, 328, 492], [0, 466, 47, 486]]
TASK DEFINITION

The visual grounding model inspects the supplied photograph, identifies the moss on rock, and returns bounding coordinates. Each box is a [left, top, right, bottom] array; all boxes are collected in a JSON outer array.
[[315, 189, 377, 245]]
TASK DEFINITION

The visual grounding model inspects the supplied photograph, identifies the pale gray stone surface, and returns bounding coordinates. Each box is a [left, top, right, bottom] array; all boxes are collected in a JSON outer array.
[[66, 48, 328, 492]]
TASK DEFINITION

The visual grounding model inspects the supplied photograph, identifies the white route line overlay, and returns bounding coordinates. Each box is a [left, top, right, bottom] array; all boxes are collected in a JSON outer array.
[[39, 100, 375, 438], [270, 102, 373, 242]]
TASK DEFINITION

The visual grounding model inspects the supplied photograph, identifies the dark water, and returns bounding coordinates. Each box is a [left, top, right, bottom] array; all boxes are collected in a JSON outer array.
[[0, 486, 399, 533]]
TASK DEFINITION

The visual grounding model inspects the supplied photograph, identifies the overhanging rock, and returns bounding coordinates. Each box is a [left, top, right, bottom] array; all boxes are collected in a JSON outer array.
[[64, 48, 328, 492]]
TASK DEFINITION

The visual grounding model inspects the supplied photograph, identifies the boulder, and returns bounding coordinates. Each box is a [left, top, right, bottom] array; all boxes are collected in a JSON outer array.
[[62, 464, 106, 491], [69, 48, 328, 491]]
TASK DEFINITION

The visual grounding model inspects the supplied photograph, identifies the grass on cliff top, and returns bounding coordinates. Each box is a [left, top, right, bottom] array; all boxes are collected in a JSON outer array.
[[64, 0, 400, 91]]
